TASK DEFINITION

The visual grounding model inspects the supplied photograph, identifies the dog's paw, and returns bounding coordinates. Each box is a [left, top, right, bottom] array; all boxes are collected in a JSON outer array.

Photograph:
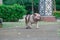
[[26, 26, 32, 29]]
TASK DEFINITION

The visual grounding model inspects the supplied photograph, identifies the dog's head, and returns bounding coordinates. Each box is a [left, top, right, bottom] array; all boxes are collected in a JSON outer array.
[[33, 13, 41, 21]]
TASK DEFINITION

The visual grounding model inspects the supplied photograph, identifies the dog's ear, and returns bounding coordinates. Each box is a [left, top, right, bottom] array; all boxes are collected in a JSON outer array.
[[33, 13, 36, 16]]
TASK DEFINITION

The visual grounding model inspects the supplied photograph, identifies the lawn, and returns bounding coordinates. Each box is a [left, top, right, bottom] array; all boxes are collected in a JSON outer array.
[[2, 21, 60, 28]]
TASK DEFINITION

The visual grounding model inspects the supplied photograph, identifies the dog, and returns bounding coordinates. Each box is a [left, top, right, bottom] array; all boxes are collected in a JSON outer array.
[[25, 13, 41, 29]]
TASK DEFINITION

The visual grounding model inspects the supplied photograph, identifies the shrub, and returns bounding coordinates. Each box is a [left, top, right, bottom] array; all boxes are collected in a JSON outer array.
[[0, 4, 27, 22], [56, 5, 60, 10], [3, 0, 39, 14], [53, 11, 60, 19]]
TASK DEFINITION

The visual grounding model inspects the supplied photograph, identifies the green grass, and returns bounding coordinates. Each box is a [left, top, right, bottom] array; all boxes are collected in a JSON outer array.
[[2, 21, 25, 28], [57, 29, 60, 35], [2, 21, 60, 28]]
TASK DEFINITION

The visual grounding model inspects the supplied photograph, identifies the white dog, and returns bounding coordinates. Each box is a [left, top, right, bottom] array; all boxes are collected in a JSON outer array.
[[25, 13, 41, 29]]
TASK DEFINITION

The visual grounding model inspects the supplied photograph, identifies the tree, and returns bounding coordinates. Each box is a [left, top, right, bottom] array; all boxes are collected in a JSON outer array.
[[3, 0, 60, 12]]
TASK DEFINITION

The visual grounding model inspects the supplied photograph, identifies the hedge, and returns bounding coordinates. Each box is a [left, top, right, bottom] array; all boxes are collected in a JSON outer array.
[[53, 11, 60, 19], [56, 5, 60, 10], [0, 4, 27, 22], [3, 0, 39, 14]]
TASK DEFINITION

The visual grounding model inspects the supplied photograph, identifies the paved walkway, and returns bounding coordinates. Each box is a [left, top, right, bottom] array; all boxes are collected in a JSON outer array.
[[0, 23, 60, 40]]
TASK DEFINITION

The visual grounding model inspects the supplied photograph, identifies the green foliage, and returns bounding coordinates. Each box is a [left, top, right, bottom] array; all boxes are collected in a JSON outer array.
[[55, 0, 60, 10], [56, 5, 60, 10], [3, 0, 60, 11], [56, 0, 60, 5], [3, 0, 17, 5], [53, 11, 60, 19], [3, 0, 39, 14], [0, 4, 27, 22], [18, 0, 39, 14]]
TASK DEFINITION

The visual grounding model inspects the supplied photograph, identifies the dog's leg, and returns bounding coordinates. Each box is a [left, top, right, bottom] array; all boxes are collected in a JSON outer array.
[[36, 22, 39, 29], [28, 22, 32, 28], [26, 22, 32, 29]]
